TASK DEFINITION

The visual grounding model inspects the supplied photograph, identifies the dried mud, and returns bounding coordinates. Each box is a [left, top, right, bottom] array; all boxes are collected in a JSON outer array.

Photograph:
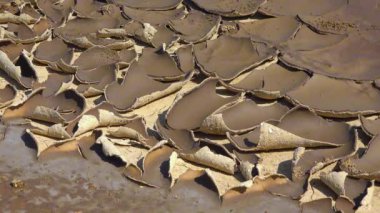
[[1, 0, 380, 212]]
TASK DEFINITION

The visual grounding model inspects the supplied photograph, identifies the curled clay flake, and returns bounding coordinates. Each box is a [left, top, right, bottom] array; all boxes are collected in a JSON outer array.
[[54, 11, 119, 36], [257, 122, 339, 151], [222, 63, 310, 99], [199, 99, 290, 135], [3, 89, 85, 124], [63, 33, 135, 50], [229, 108, 345, 152], [292, 147, 305, 169], [168, 152, 180, 185], [122, 6, 186, 25], [16, 50, 38, 87], [73, 0, 106, 18], [191, 0, 265, 17], [123, 164, 158, 187], [72, 105, 136, 136], [320, 176, 374, 211], [96, 27, 128, 38], [278, 25, 348, 53], [340, 134, 380, 180], [0, 27, 18, 42], [30, 106, 67, 124], [234, 149, 261, 165], [123, 142, 174, 188], [359, 115, 380, 137], [194, 35, 277, 81], [124, 45, 148, 62], [24, 129, 74, 157], [0, 50, 34, 88], [3, 23, 51, 44], [0, 42, 33, 63], [230, 122, 340, 152], [36, 0, 75, 27], [0, 50, 37, 88], [168, 154, 203, 186], [324, 172, 371, 209], [169, 10, 221, 43], [229, 107, 355, 179], [74, 114, 99, 136], [75, 64, 116, 84], [56, 59, 77, 74], [0, 82, 17, 109], [239, 161, 256, 181], [136, 48, 185, 81], [180, 146, 236, 175], [198, 113, 229, 135], [105, 60, 192, 112], [281, 34, 380, 81], [76, 85, 102, 98], [169, 156, 245, 197], [75, 65, 118, 98], [154, 118, 199, 152], [320, 171, 348, 195], [0, 11, 38, 24], [149, 25, 179, 49], [120, 117, 160, 147], [259, 0, 347, 17], [29, 122, 71, 140], [204, 169, 247, 197], [166, 78, 239, 130], [34, 37, 74, 72], [298, 1, 380, 34], [232, 16, 301, 46], [107, 126, 147, 142], [335, 196, 355, 213], [130, 76, 190, 110], [98, 134, 149, 166], [175, 45, 195, 73], [141, 23, 157, 43], [139, 143, 174, 187], [292, 138, 356, 182], [32, 73, 74, 97], [99, 136, 121, 157], [97, 22, 175, 49], [97, 22, 158, 45], [286, 74, 380, 118], [73, 46, 120, 71], [114, 0, 182, 10]]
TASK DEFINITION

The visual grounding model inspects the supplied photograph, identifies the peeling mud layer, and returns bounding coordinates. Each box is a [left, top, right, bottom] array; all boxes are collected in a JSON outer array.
[[1, 0, 380, 212]]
